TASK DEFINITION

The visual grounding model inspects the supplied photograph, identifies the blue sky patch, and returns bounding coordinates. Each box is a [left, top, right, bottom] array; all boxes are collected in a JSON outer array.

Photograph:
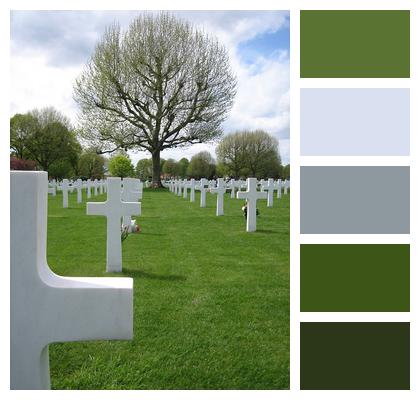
[[238, 27, 290, 65]]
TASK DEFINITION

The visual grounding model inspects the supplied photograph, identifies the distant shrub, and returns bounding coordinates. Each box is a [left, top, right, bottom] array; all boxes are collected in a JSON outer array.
[[10, 156, 37, 171]]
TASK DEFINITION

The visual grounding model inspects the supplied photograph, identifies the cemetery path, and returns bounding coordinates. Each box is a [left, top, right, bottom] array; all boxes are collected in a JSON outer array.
[[47, 188, 290, 389]]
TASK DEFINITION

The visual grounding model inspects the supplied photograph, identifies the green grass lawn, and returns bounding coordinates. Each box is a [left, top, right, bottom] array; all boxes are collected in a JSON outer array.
[[47, 187, 290, 389]]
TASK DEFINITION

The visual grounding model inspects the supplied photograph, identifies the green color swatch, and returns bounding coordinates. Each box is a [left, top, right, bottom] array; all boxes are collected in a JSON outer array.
[[300, 244, 410, 312], [300, 10, 410, 77], [300, 322, 410, 390]]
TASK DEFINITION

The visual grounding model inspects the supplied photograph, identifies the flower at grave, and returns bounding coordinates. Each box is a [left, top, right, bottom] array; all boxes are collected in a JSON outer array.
[[130, 219, 141, 233], [242, 203, 247, 218], [241, 203, 259, 218]]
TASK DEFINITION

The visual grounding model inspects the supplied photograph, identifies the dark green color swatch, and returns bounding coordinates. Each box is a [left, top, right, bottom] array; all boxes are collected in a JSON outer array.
[[300, 10, 410, 77], [300, 244, 410, 312], [300, 322, 410, 390]]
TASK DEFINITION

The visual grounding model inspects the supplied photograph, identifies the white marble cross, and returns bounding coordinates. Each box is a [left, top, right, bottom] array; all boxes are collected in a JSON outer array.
[[177, 180, 183, 197], [87, 178, 141, 272], [48, 180, 57, 196], [210, 178, 226, 216], [74, 178, 83, 203], [93, 179, 99, 196], [86, 179, 92, 199], [61, 179, 69, 208], [195, 178, 208, 207], [275, 179, 282, 199], [261, 178, 275, 207], [237, 177, 267, 232], [121, 178, 142, 232], [10, 171, 133, 390], [48, 183, 56, 196], [183, 179, 188, 199], [284, 179, 289, 195], [185, 179, 196, 202], [229, 179, 236, 199]]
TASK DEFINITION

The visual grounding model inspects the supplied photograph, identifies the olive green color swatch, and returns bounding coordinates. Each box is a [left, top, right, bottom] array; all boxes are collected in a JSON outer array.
[[300, 322, 410, 390], [300, 10, 410, 77], [300, 244, 410, 312]]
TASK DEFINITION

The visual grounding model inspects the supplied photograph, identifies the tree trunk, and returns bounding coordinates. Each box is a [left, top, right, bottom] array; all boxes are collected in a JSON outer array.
[[151, 150, 162, 188]]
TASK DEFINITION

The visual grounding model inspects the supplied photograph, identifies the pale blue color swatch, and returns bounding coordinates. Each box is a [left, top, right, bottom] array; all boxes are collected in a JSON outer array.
[[300, 89, 410, 156]]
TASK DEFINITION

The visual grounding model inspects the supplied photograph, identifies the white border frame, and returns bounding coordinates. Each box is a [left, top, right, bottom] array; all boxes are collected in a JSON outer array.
[[2, 1, 419, 398]]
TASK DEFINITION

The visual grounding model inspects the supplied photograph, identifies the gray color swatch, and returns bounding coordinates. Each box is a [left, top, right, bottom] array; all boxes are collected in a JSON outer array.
[[300, 166, 410, 234], [300, 89, 410, 156]]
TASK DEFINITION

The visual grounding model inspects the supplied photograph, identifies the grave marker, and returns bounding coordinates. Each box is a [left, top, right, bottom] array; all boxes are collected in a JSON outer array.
[[177, 180, 183, 196], [275, 179, 282, 199], [10, 171, 133, 390], [195, 178, 208, 207], [121, 178, 142, 232], [210, 178, 226, 216], [94, 179, 99, 196], [86, 179, 92, 199], [183, 179, 188, 199], [237, 177, 267, 232], [185, 179, 196, 202], [261, 178, 275, 207], [87, 178, 141, 272], [61, 179, 69, 208], [74, 178, 83, 203]]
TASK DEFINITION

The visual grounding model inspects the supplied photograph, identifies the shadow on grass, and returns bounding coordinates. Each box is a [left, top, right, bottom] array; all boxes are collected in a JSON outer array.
[[254, 229, 278, 234], [124, 268, 187, 282], [137, 232, 167, 236]]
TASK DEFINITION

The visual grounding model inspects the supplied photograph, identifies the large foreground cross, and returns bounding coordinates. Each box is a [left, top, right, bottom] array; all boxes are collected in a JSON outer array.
[[87, 178, 140, 272], [237, 178, 267, 232], [10, 172, 133, 390]]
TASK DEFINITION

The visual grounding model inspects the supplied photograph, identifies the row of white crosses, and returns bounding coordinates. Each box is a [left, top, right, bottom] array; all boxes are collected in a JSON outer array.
[[10, 171, 133, 389], [51, 178, 107, 208], [168, 177, 271, 232]]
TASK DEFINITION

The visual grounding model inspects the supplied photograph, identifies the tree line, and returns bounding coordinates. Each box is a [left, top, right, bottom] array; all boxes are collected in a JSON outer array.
[[10, 106, 289, 181]]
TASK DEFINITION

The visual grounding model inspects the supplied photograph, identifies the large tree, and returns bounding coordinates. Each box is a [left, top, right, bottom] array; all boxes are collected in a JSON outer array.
[[74, 13, 236, 187], [136, 158, 152, 181], [187, 151, 216, 179], [162, 158, 178, 177], [216, 130, 282, 178], [78, 149, 106, 179]]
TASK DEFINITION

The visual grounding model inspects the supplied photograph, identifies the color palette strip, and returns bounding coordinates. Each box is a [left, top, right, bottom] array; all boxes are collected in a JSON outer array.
[[300, 88, 410, 156], [300, 244, 410, 312], [300, 322, 410, 390], [299, 9, 411, 391], [300, 10, 410, 78]]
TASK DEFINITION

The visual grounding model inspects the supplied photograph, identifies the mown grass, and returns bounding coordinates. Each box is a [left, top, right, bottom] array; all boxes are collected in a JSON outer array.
[[47, 186, 290, 389]]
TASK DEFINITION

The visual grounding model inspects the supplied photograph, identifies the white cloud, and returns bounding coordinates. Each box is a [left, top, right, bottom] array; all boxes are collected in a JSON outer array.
[[10, 51, 80, 122]]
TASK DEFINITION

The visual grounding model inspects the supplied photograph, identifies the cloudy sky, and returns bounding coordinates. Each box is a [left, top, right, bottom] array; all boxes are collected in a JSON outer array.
[[10, 10, 290, 164]]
